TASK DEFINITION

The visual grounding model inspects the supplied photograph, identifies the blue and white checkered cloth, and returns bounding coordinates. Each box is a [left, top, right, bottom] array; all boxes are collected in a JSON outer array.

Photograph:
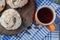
[[0, 0, 59, 40]]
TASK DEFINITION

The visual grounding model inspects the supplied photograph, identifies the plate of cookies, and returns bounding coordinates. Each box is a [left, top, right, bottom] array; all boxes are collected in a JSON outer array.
[[0, 0, 35, 34]]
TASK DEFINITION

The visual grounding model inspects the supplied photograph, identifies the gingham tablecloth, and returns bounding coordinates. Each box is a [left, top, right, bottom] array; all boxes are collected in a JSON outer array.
[[0, 0, 59, 40]]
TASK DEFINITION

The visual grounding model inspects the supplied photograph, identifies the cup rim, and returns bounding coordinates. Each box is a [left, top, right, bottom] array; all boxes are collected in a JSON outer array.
[[36, 5, 56, 25]]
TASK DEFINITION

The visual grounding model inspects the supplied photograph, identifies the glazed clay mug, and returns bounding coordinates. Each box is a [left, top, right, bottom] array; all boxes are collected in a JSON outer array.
[[35, 5, 56, 31]]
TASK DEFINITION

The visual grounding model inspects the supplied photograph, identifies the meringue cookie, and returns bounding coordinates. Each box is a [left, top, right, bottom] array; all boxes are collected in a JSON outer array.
[[0, 0, 5, 12], [1, 9, 22, 30], [6, 0, 28, 8]]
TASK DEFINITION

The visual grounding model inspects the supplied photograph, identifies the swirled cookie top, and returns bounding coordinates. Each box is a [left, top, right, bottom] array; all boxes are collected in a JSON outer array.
[[0, 0, 5, 12], [6, 0, 28, 8], [1, 9, 22, 30]]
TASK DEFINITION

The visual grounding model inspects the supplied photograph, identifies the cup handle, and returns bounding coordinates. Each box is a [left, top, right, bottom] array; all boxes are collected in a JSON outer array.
[[46, 24, 55, 31]]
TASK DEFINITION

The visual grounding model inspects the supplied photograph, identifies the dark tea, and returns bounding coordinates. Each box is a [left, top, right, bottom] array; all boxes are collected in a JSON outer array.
[[37, 7, 53, 23]]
